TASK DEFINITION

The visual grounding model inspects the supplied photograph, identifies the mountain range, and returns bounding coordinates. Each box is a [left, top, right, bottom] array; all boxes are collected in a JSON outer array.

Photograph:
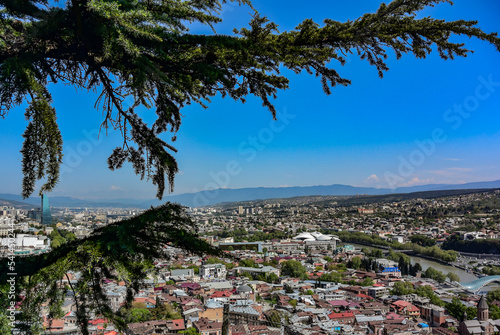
[[2, 179, 500, 208]]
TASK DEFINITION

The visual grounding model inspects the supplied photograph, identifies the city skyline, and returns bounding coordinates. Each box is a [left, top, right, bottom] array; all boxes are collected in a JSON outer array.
[[1, 0, 500, 200]]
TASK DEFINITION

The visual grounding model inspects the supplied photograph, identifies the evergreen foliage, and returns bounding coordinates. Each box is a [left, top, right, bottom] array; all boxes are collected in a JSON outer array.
[[391, 282, 445, 306], [336, 231, 458, 262], [442, 235, 500, 254], [0, 203, 220, 334], [487, 289, 500, 303], [446, 297, 477, 321], [422, 266, 447, 283], [1, 0, 499, 199], [281, 260, 308, 279], [2, 0, 500, 334]]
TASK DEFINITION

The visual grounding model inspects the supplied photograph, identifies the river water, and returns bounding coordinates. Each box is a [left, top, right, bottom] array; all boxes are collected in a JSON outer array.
[[348, 243, 478, 283]]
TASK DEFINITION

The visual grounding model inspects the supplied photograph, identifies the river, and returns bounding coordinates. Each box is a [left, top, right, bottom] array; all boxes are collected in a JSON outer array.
[[348, 243, 478, 283]]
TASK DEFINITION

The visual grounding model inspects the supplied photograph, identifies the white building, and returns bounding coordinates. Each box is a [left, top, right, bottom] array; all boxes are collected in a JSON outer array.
[[0, 234, 49, 249], [200, 263, 227, 279], [368, 286, 389, 299]]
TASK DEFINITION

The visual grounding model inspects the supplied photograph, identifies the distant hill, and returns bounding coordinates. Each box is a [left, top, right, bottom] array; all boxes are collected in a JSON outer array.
[[211, 188, 499, 209], [2, 179, 500, 208], [0, 193, 142, 209], [0, 198, 35, 209], [324, 188, 500, 207], [151, 179, 500, 207]]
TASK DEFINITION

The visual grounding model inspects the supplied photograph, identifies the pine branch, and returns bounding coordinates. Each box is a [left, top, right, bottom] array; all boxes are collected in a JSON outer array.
[[0, 203, 221, 334]]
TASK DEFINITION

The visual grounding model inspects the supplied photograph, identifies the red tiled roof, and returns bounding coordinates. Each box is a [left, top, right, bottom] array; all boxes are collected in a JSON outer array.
[[43, 319, 64, 329], [356, 294, 372, 299], [167, 319, 185, 330], [328, 312, 354, 319], [210, 290, 233, 298], [407, 305, 420, 312], [89, 318, 108, 325], [392, 300, 411, 307]]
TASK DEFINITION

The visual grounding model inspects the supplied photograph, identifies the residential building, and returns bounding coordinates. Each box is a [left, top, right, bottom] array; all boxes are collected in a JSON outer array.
[[200, 263, 227, 279]]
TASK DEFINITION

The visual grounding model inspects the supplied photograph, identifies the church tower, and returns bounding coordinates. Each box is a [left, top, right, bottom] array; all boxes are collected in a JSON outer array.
[[477, 295, 489, 321]]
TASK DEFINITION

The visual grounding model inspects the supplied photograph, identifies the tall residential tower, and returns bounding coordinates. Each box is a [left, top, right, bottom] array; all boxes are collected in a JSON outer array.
[[41, 194, 52, 225]]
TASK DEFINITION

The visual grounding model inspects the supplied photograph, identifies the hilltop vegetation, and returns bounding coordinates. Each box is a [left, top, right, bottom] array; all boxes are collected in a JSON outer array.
[[333, 231, 459, 262]]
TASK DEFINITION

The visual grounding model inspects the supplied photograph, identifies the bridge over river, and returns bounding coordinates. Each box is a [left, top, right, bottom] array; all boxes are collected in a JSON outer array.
[[461, 276, 500, 292]]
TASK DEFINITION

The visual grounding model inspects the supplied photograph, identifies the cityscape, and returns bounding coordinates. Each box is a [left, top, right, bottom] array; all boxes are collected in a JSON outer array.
[[3, 187, 500, 334]]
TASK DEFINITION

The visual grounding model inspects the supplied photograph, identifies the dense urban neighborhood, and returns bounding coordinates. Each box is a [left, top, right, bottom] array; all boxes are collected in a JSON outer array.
[[3, 188, 500, 334]]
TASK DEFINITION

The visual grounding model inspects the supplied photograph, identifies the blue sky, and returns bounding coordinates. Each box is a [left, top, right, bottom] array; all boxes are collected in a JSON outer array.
[[1, 0, 500, 199]]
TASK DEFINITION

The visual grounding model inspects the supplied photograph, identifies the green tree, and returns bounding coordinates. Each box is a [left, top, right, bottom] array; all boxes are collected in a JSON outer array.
[[350, 256, 362, 270], [49, 230, 61, 240], [50, 237, 66, 249], [415, 285, 445, 307], [180, 328, 201, 335], [124, 308, 152, 323], [361, 277, 374, 287], [410, 235, 436, 247], [0, 312, 12, 335], [447, 272, 460, 283], [423, 267, 447, 283], [205, 257, 227, 265], [319, 271, 343, 283], [151, 302, 182, 320], [391, 281, 414, 296], [188, 265, 199, 275], [239, 258, 257, 268], [2, 1, 500, 334], [446, 297, 468, 320], [241, 271, 254, 280], [487, 289, 500, 303], [397, 254, 411, 276], [2, 0, 499, 200], [370, 249, 384, 258], [281, 260, 308, 279], [490, 304, 500, 320], [1, 204, 221, 335], [266, 273, 279, 284], [409, 263, 422, 276]]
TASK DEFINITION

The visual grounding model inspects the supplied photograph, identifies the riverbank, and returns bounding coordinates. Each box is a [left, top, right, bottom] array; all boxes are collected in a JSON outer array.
[[335, 231, 458, 263], [341, 240, 452, 266], [345, 242, 478, 282]]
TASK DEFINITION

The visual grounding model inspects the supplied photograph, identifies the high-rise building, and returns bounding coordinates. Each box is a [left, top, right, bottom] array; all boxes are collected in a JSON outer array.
[[41, 194, 52, 225]]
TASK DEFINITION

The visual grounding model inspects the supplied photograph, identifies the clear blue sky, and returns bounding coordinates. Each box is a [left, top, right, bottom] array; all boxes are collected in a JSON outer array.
[[1, 0, 500, 200]]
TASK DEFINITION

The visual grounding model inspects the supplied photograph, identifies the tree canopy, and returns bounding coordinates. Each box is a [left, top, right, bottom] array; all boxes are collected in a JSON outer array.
[[0, 203, 221, 334], [2, 0, 500, 334], [1, 0, 499, 199], [281, 260, 308, 279]]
